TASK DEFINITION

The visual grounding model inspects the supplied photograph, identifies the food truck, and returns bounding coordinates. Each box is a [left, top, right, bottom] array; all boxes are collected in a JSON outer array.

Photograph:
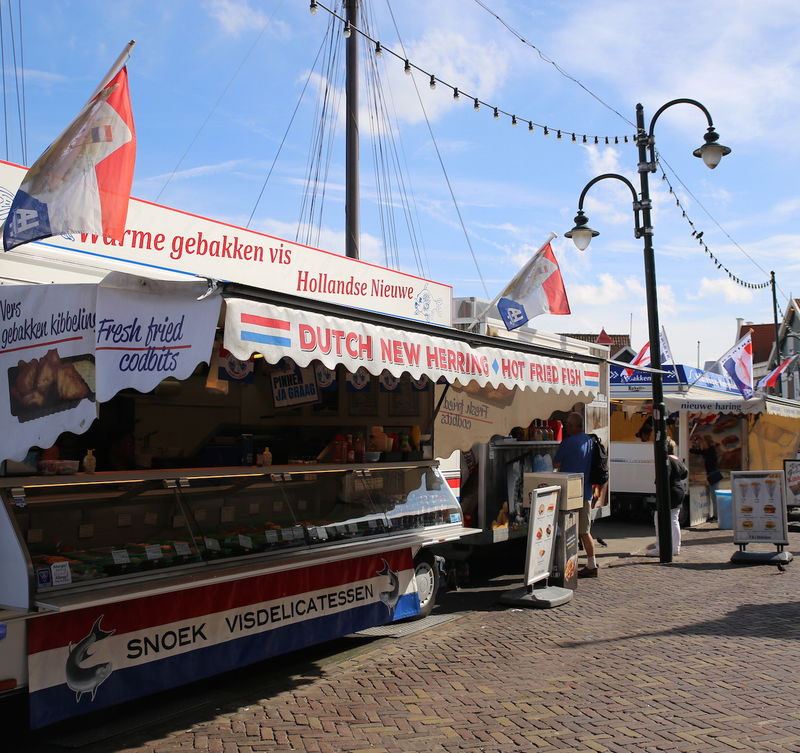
[[0, 159, 605, 728], [610, 361, 800, 523], [433, 301, 611, 560]]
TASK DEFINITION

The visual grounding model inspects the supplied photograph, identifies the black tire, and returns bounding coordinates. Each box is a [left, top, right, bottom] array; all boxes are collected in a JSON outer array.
[[414, 553, 439, 618]]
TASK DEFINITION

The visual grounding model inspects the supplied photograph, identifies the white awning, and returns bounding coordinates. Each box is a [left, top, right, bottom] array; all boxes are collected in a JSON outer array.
[[223, 297, 600, 398], [664, 390, 765, 415], [664, 390, 800, 418]]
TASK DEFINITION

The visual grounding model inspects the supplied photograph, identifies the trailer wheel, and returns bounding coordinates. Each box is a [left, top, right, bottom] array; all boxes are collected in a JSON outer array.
[[414, 552, 439, 618]]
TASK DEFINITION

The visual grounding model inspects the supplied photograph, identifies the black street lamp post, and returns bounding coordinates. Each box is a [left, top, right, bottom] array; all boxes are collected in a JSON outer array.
[[566, 100, 730, 564]]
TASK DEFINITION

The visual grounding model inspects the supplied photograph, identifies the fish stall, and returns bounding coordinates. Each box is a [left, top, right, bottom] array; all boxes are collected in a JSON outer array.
[[0, 158, 602, 728]]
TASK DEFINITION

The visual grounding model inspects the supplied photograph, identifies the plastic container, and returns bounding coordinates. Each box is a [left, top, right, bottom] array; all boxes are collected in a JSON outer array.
[[716, 489, 733, 530]]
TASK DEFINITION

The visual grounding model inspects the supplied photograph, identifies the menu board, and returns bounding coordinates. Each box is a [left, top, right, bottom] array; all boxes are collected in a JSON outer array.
[[731, 470, 788, 546], [784, 460, 800, 507], [523, 485, 560, 586]]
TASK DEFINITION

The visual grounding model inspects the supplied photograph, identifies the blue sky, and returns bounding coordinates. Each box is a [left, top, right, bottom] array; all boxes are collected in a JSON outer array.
[[4, 0, 799, 366]]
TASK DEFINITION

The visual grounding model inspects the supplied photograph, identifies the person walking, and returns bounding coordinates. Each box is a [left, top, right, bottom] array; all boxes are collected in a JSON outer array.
[[554, 411, 599, 578], [647, 437, 688, 556], [690, 434, 722, 521]]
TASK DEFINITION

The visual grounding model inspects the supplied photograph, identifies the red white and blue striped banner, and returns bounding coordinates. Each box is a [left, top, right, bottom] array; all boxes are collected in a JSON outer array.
[[224, 298, 599, 398], [27, 549, 418, 728]]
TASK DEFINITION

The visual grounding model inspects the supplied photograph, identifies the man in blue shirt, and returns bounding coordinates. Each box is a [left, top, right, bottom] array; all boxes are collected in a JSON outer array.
[[554, 411, 598, 578]]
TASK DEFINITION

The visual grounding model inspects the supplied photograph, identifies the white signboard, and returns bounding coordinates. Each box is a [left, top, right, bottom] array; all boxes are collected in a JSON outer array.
[[524, 486, 560, 586], [0, 161, 452, 326], [784, 460, 800, 506], [0, 283, 97, 462], [95, 273, 220, 401], [731, 470, 788, 546], [224, 297, 601, 396]]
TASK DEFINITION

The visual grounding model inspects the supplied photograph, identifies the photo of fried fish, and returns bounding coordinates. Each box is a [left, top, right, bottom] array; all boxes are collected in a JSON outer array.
[[8, 349, 94, 421]]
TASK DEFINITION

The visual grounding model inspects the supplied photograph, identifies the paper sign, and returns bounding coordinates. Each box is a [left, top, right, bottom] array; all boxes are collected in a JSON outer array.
[[50, 561, 72, 586], [265, 530, 279, 544], [94, 273, 220, 403], [238, 534, 253, 550], [145, 544, 163, 560], [204, 537, 220, 552], [0, 284, 97, 463], [270, 363, 319, 408], [173, 541, 191, 556], [112, 549, 131, 565], [524, 486, 560, 586]]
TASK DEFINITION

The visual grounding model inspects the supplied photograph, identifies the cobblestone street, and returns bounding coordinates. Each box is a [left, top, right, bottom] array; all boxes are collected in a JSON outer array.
[[21, 523, 800, 753]]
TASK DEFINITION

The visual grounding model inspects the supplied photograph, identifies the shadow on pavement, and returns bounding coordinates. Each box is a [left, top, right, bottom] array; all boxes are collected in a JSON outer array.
[[563, 599, 800, 648], [16, 636, 374, 753]]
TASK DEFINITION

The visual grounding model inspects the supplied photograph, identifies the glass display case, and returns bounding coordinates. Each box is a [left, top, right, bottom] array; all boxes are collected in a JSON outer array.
[[0, 462, 462, 595]]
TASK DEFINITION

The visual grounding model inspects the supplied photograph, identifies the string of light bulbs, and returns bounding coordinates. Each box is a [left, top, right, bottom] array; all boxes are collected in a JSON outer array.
[[309, 0, 634, 145], [657, 160, 769, 291]]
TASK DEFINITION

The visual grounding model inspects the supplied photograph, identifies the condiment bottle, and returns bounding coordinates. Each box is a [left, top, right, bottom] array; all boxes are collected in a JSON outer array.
[[82, 449, 96, 474], [354, 433, 365, 463], [262, 447, 272, 467]]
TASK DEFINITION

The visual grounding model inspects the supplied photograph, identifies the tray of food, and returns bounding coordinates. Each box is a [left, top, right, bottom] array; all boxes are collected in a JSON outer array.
[[8, 349, 95, 423]]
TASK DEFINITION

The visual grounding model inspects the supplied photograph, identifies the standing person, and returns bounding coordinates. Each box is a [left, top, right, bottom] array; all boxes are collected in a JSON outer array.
[[690, 434, 722, 521], [554, 411, 599, 578], [647, 437, 688, 556]]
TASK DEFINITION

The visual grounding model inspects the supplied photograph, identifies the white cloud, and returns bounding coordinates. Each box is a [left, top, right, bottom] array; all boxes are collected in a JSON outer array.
[[695, 276, 755, 304], [204, 0, 278, 36]]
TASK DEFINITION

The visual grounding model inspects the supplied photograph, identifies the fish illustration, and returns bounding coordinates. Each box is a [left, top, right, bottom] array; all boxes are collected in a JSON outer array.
[[65, 615, 115, 702], [377, 558, 400, 614]]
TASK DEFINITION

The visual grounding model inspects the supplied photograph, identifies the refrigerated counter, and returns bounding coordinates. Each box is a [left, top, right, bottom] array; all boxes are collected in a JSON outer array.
[[0, 462, 466, 728]]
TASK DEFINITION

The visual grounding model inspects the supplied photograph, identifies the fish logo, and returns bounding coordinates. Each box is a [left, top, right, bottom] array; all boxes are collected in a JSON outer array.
[[65, 615, 115, 702], [377, 558, 400, 615]]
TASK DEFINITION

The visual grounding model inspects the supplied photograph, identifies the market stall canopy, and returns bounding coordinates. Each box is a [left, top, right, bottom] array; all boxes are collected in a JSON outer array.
[[665, 389, 800, 419], [0, 274, 220, 463], [223, 297, 600, 398]]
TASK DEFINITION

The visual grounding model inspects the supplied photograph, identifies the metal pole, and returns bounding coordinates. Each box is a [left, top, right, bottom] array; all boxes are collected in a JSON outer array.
[[636, 103, 672, 563], [771, 271, 781, 396], [345, 0, 359, 259]]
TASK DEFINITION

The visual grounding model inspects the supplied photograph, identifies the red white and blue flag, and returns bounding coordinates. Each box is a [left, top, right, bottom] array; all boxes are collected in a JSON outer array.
[[239, 312, 292, 348], [720, 332, 754, 399], [3, 48, 136, 251], [495, 238, 570, 331], [623, 328, 674, 378], [757, 355, 796, 390]]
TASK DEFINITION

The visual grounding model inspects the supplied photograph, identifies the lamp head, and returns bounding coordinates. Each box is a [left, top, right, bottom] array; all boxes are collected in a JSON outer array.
[[564, 210, 599, 251], [693, 127, 731, 169]]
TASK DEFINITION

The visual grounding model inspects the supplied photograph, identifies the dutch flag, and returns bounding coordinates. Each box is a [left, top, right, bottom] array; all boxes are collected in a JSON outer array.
[[239, 313, 292, 347]]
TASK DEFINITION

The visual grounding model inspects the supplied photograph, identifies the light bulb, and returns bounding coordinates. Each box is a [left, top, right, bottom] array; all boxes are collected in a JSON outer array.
[[343, 21, 351, 38], [493, 107, 499, 119], [404, 59, 411, 75], [511, 115, 517, 126], [429, 75, 436, 89], [374, 41, 382, 57], [310, 0, 318, 13], [473, 98, 479, 111], [453, 87, 459, 99], [544, 126, 549, 137]]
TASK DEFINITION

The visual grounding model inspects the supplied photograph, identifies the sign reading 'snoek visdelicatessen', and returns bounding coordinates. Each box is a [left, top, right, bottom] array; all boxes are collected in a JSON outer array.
[[26, 549, 419, 728], [0, 160, 452, 326]]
